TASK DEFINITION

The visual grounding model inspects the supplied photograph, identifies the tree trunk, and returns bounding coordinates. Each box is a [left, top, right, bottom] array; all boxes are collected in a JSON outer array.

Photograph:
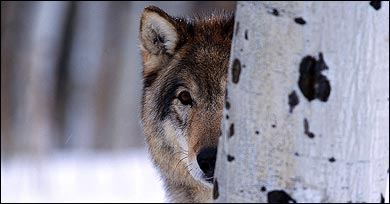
[[214, 1, 389, 203], [1, 2, 69, 156]]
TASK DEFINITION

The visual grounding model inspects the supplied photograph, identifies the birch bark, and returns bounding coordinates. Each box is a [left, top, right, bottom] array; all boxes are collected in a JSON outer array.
[[214, 2, 389, 203]]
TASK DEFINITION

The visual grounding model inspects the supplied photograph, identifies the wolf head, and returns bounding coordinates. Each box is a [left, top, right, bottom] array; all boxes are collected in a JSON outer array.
[[140, 6, 234, 202]]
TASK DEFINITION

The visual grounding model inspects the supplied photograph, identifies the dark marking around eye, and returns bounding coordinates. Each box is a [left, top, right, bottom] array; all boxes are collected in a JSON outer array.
[[229, 123, 235, 138], [156, 78, 182, 120], [370, 1, 381, 10], [298, 53, 331, 102], [244, 30, 248, 40], [329, 157, 336, 163], [288, 90, 299, 113], [261, 186, 267, 192], [227, 155, 235, 162], [213, 179, 219, 199], [267, 190, 296, 203], [232, 59, 241, 84], [294, 17, 306, 25], [303, 118, 315, 138]]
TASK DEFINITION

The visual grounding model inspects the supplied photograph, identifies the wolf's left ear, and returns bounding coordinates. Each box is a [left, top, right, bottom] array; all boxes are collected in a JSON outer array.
[[140, 6, 179, 56]]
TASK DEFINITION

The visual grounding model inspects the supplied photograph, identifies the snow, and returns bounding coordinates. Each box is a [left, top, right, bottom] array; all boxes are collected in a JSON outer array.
[[1, 149, 165, 203], [3, 148, 388, 202]]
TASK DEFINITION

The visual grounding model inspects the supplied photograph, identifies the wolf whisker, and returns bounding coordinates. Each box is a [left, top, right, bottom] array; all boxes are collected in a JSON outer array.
[[173, 156, 188, 177], [171, 151, 188, 157]]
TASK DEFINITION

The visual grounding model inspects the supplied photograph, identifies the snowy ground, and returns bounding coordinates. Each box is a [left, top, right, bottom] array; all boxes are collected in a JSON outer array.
[[1, 148, 165, 203], [2, 148, 388, 203]]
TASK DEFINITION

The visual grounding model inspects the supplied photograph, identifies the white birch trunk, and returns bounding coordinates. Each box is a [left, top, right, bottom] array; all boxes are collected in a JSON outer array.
[[215, 2, 389, 203]]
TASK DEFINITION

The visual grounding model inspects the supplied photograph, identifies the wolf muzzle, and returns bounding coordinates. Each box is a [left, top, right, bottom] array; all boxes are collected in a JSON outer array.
[[196, 147, 217, 183]]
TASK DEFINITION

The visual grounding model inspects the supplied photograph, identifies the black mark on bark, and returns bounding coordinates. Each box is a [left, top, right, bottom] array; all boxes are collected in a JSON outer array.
[[226, 115, 229, 119], [229, 123, 235, 138], [303, 118, 315, 138], [267, 190, 296, 203], [244, 30, 248, 40], [261, 186, 267, 192], [294, 17, 306, 25], [329, 157, 336, 163], [232, 59, 241, 84], [370, 1, 381, 10], [272, 9, 279, 16], [294, 152, 300, 156], [227, 155, 235, 162], [225, 101, 230, 110], [255, 130, 259, 135], [235, 21, 240, 36], [298, 53, 331, 102], [213, 179, 219, 199], [272, 124, 276, 128], [288, 90, 299, 113]]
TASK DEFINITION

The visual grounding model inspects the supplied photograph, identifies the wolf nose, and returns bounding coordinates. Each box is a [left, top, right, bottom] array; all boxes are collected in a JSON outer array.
[[196, 147, 217, 181]]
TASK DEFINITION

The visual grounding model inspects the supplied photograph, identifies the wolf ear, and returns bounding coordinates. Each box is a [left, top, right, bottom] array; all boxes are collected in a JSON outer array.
[[140, 6, 179, 57]]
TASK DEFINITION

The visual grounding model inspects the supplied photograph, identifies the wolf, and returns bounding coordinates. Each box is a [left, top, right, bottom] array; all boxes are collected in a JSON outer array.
[[139, 6, 234, 202]]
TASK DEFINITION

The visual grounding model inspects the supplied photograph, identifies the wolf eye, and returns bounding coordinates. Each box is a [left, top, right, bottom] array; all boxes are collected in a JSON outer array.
[[178, 91, 192, 106]]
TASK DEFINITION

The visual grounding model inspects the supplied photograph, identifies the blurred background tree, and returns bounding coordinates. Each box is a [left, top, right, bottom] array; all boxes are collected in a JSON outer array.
[[1, 1, 235, 202]]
